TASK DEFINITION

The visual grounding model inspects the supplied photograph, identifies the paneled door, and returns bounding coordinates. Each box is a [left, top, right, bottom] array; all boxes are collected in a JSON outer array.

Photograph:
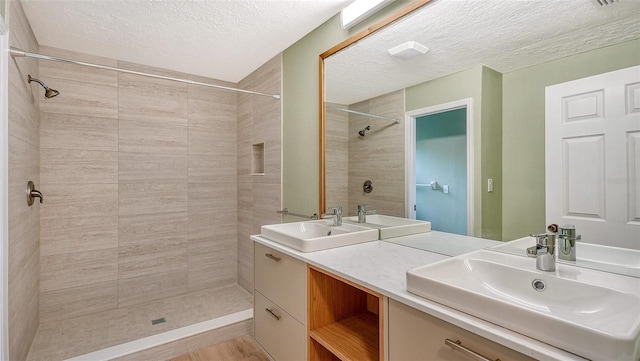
[[546, 65, 640, 249]]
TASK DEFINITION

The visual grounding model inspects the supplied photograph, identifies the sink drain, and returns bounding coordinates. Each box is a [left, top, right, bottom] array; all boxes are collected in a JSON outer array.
[[532, 279, 546, 292]]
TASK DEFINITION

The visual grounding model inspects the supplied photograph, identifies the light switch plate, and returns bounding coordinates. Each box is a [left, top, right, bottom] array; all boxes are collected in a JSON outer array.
[[443, 185, 449, 194], [488, 178, 494, 192]]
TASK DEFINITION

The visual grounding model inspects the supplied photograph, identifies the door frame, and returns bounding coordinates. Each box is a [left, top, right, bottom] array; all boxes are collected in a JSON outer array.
[[405, 98, 474, 235]]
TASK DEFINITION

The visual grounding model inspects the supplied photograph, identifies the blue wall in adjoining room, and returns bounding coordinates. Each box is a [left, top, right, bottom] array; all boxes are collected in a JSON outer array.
[[416, 108, 467, 235]]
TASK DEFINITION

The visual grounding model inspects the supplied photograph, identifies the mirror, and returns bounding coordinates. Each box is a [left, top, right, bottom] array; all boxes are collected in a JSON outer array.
[[320, 0, 640, 272]]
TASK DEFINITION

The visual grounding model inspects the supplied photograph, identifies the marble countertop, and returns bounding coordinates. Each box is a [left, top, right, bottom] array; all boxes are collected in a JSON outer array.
[[250, 231, 587, 361]]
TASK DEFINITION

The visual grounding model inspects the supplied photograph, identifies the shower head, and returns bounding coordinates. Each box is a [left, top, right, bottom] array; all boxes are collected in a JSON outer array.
[[358, 125, 371, 137], [28, 75, 60, 98]]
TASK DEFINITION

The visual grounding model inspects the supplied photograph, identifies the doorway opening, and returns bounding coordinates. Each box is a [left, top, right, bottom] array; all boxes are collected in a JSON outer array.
[[405, 98, 474, 236]]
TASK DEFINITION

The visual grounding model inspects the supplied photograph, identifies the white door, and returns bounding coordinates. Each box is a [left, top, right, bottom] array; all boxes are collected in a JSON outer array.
[[546, 66, 640, 249]]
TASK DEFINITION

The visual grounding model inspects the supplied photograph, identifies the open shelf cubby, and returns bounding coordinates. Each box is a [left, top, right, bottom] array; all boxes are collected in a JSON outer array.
[[308, 266, 383, 361]]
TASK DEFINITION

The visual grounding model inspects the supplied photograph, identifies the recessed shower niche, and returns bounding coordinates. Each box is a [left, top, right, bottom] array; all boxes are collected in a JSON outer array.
[[252, 142, 265, 175]]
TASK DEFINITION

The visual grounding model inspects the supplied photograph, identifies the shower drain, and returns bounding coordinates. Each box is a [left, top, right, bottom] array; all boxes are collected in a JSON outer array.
[[532, 279, 546, 292], [151, 317, 166, 325]]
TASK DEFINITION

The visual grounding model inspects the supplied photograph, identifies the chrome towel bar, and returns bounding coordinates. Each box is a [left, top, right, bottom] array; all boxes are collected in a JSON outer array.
[[276, 208, 318, 220]]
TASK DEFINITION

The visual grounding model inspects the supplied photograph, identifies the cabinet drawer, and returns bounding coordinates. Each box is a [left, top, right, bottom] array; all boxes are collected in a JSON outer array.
[[255, 291, 306, 361], [388, 299, 535, 361], [254, 243, 306, 323]]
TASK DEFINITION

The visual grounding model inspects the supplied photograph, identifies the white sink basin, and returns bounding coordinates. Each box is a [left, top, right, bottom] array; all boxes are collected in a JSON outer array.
[[343, 215, 431, 239], [407, 250, 640, 360], [261, 220, 379, 252], [492, 237, 640, 277]]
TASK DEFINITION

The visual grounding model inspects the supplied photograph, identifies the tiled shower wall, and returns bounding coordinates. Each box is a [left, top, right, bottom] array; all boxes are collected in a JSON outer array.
[[348, 90, 405, 217], [37, 46, 241, 320], [324, 103, 349, 214], [237, 55, 282, 292], [7, 1, 40, 359]]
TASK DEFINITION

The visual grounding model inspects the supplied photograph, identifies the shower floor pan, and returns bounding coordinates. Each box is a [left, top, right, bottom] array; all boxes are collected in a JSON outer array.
[[25, 284, 252, 361]]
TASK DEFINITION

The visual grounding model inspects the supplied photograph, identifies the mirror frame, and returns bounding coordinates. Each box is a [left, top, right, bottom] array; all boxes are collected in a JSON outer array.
[[318, 0, 432, 213]]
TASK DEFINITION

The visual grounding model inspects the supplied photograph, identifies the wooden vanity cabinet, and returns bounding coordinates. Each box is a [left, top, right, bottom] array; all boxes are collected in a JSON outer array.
[[388, 299, 535, 361], [308, 266, 384, 361], [254, 243, 307, 361]]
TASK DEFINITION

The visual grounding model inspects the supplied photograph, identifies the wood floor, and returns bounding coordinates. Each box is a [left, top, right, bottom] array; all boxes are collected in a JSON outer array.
[[171, 335, 270, 361]]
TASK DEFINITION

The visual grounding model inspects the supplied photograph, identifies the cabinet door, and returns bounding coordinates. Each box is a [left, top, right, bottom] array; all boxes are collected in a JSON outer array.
[[255, 291, 306, 361], [388, 299, 535, 361], [254, 243, 306, 323]]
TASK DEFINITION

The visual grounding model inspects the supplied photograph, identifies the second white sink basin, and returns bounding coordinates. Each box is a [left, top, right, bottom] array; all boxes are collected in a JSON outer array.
[[343, 215, 431, 239], [491, 237, 640, 277], [261, 220, 379, 252], [407, 250, 640, 360]]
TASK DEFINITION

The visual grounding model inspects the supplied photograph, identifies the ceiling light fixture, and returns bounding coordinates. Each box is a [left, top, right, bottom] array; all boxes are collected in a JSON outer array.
[[388, 41, 429, 60], [341, 0, 395, 30]]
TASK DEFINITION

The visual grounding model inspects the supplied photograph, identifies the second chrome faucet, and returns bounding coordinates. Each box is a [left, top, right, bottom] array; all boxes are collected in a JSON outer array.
[[321, 206, 342, 226], [527, 233, 557, 272], [527, 224, 581, 272]]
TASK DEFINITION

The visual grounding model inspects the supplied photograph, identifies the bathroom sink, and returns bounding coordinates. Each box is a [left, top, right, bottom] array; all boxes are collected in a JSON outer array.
[[261, 220, 379, 252], [407, 250, 640, 360], [491, 237, 640, 277], [342, 215, 431, 239]]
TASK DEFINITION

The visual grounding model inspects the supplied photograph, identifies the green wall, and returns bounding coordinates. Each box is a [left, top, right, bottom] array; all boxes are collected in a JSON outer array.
[[282, 15, 345, 219], [480, 67, 503, 240], [502, 39, 640, 241], [282, 2, 412, 218]]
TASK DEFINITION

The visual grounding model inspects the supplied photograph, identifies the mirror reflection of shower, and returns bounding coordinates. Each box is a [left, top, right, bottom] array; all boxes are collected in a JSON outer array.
[[358, 125, 371, 137], [27, 75, 60, 98]]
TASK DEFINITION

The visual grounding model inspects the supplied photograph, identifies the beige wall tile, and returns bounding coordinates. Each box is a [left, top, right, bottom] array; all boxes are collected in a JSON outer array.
[[118, 269, 189, 307], [119, 212, 188, 247], [348, 90, 405, 217], [8, 0, 39, 51], [8, 135, 39, 189], [188, 238, 237, 291], [41, 216, 118, 256], [39, 77, 119, 119], [188, 154, 236, 183], [118, 71, 188, 125], [8, 75, 40, 146], [236, 53, 282, 293], [40, 281, 119, 322], [40, 112, 118, 151], [119, 182, 188, 216], [41, 148, 118, 184], [8, 186, 40, 260], [188, 209, 237, 243], [40, 183, 118, 220], [187, 97, 237, 129], [119, 246, 188, 280], [187, 75, 238, 101], [119, 119, 187, 154], [188, 126, 236, 155], [188, 182, 236, 210], [40, 248, 118, 292], [7, 3, 40, 359], [119, 152, 187, 182], [39, 46, 118, 86], [118, 212, 188, 279]]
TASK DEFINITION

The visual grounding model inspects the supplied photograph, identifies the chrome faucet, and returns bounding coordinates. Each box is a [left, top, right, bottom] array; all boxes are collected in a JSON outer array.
[[557, 225, 581, 261], [526, 233, 556, 272], [356, 204, 376, 223], [321, 206, 342, 226]]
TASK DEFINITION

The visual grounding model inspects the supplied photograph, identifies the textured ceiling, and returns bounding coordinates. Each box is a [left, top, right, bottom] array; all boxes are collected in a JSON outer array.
[[21, 0, 351, 83], [326, 0, 640, 105]]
